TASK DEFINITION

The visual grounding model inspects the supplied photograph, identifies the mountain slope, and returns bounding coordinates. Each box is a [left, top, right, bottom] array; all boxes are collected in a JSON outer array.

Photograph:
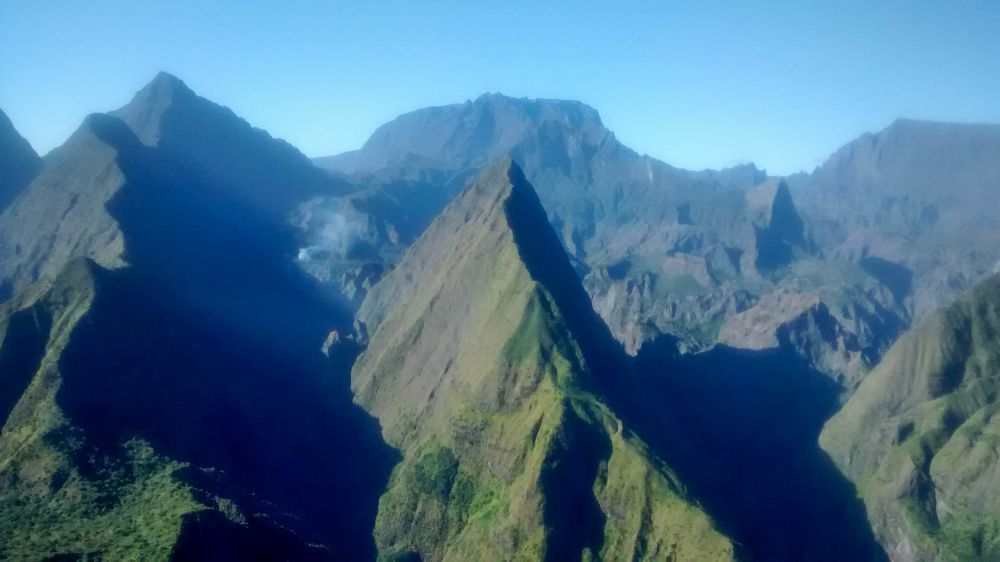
[[0, 108, 42, 213], [0, 77, 395, 559], [352, 158, 733, 561], [112, 72, 345, 216], [0, 259, 197, 560], [821, 273, 1000, 561], [0, 115, 131, 301], [0, 73, 348, 304]]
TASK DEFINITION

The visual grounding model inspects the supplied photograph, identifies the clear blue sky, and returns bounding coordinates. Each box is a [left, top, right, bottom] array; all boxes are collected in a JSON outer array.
[[3, 1, 999, 175]]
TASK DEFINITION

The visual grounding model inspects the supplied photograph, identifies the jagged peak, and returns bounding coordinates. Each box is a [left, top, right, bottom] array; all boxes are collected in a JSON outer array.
[[448, 157, 562, 257], [111, 71, 202, 147], [772, 180, 796, 209], [359, 156, 618, 365], [150, 70, 189, 88], [747, 178, 807, 272], [134, 71, 195, 105], [746, 178, 794, 213], [459, 156, 533, 206]]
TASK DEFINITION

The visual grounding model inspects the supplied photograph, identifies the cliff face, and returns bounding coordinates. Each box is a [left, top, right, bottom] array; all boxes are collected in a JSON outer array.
[[0, 115, 133, 300], [352, 159, 734, 561]]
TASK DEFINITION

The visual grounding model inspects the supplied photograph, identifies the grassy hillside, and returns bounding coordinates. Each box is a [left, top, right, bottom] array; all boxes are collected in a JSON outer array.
[[353, 159, 734, 561], [821, 273, 1000, 561]]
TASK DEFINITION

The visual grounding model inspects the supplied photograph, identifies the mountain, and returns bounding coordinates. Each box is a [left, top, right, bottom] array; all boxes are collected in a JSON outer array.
[[0, 76, 395, 559], [0, 115, 132, 301], [318, 93, 617, 175], [0, 109, 42, 213], [309, 94, 912, 402], [311, 93, 814, 352], [317, 103, 1000, 392], [794, 119, 1000, 321], [350, 158, 734, 561], [0, 73, 348, 304], [112, 72, 346, 215], [821, 273, 1000, 561], [314, 93, 767, 266], [5, 72, 997, 559]]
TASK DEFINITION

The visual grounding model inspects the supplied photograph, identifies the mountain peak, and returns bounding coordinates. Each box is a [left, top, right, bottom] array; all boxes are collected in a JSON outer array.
[[460, 156, 537, 208], [111, 72, 339, 213], [356, 156, 537, 333], [746, 179, 807, 272], [111, 72, 197, 147], [351, 156, 732, 559], [0, 113, 144, 297], [148, 70, 191, 93]]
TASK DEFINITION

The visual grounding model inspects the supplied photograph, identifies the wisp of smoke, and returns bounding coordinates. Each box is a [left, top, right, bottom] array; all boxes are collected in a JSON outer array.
[[296, 200, 374, 262]]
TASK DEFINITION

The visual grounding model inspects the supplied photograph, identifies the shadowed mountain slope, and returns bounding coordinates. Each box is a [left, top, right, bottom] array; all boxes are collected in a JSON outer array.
[[0, 79, 395, 560], [0, 73, 348, 305], [612, 336, 887, 561], [112, 72, 347, 215], [0, 115, 132, 300], [351, 158, 734, 561]]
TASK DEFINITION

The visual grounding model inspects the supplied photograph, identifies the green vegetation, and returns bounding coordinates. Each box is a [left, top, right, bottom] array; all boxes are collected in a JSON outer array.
[[821, 274, 1000, 561], [354, 161, 734, 561], [0, 262, 208, 561], [0, 440, 200, 561]]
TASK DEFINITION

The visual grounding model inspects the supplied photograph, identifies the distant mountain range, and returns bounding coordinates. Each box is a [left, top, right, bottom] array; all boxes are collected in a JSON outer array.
[[1, 73, 999, 560], [309, 93, 1000, 392]]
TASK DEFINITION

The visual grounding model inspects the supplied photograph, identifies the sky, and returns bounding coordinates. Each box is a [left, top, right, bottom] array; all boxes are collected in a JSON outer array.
[[2, 1, 999, 175]]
